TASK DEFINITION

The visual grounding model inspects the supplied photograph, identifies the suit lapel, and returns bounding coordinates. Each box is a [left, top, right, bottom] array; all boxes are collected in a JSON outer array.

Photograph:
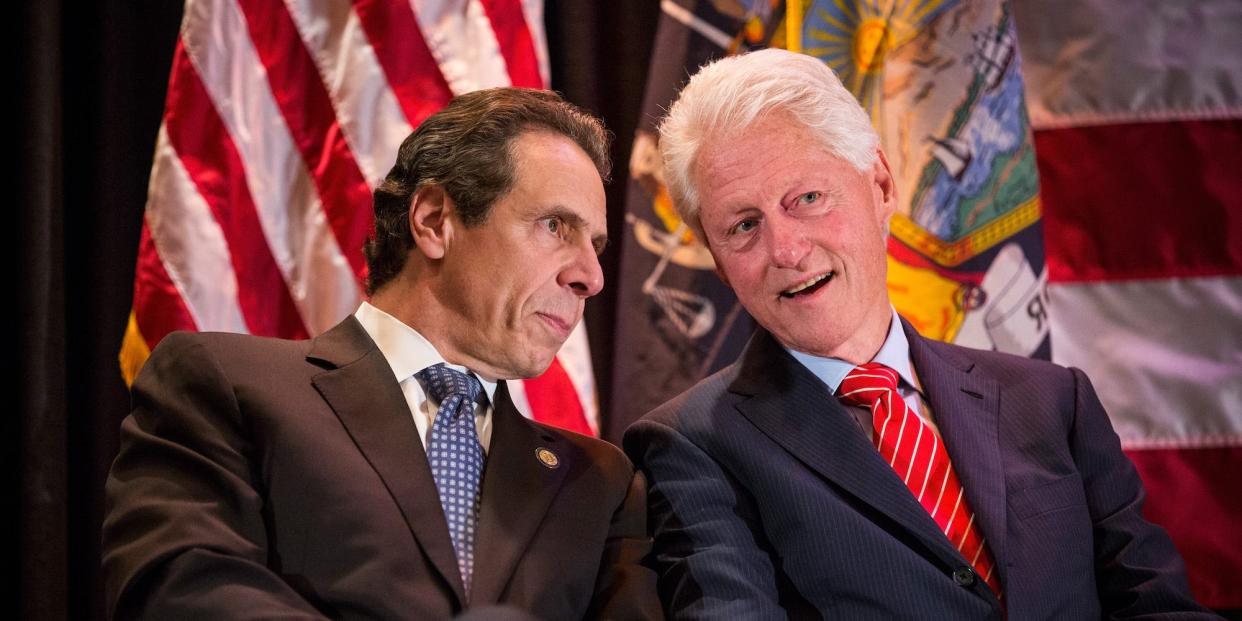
[[470, 382, 569, 604], [904, 319, 1008, 584], [731, 329, 976, 571], [308, 317, 468, 605]]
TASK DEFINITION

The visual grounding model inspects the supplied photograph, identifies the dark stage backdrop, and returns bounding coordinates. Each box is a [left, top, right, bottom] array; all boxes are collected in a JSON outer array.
[[12, 2, 659, 618]]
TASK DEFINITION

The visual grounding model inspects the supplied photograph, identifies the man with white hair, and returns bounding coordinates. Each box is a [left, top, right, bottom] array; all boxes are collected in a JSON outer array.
[[624, 49, 1213, 619]]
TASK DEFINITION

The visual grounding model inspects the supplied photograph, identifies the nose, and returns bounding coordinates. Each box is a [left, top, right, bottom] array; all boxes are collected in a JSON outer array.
[[559, 240, 605, 298], [767, 215, 810, 270]]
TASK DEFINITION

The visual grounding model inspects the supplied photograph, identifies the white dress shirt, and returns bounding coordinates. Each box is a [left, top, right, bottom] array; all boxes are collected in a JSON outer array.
[[354, 301, 496, 454]]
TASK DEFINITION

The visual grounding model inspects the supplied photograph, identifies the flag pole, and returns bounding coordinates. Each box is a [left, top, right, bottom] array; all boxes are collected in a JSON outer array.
[[786, 0, 801, 53]]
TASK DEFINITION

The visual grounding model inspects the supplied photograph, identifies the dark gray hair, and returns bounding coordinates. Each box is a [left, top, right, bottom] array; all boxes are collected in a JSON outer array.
[[364, 87, 611, 295]]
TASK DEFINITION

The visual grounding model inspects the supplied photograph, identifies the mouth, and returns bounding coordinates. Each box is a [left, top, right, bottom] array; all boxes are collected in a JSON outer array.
[[779, 271, 834, 299], [535, 312, 574, 339]]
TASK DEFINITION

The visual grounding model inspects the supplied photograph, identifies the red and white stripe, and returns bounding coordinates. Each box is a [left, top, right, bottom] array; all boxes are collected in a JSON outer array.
[[129, 0, 598, 435], [1015, 0, 1242, 606], [839, 363, 1001, 595]]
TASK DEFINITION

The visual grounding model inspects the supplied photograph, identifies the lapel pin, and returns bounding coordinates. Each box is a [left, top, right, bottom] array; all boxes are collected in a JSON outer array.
[[535, 447, 559, 469]]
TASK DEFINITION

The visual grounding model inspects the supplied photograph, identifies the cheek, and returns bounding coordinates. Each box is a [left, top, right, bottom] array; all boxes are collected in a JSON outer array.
[[846, 240, 890, 298], [734, 272, 776, 313], [840, 224, 884, 260], [513, 269, 558, 309], [865, 232, 890, 270], [718, 251, 763, 284]]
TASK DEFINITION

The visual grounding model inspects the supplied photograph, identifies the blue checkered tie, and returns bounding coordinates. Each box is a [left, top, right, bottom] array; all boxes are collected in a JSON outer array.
[[416, 363, 485, 596]]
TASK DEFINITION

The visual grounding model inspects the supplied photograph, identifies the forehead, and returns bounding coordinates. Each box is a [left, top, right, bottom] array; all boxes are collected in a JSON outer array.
[[503, 131, 607, 223], [693, 117, 840, 217]]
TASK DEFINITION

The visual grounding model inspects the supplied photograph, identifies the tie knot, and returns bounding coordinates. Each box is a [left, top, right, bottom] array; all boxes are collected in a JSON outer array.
[[416, 363, 483, 404], [837, 362, 900, 408]]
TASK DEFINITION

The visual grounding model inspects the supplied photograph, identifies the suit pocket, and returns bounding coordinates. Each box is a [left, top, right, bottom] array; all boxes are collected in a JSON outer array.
[[1008, 473, 1087, 520]]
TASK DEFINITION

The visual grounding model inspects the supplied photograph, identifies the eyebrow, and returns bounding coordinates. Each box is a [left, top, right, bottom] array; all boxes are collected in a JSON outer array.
[[823, 185, 847, 202], [545, 206, 609, 255]]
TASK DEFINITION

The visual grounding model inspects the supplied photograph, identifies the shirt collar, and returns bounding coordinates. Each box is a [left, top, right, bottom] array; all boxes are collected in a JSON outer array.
[[354, 301, 498, 403], [787, 307, 921, 395]]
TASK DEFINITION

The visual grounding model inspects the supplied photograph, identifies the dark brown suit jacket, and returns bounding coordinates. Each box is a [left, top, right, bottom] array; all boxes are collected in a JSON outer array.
[[103, 317, 660, 620]]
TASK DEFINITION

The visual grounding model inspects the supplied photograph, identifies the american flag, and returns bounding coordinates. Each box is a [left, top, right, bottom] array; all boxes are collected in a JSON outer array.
[[120, 0, 599, 437], [1016, 0, 1242, 605]]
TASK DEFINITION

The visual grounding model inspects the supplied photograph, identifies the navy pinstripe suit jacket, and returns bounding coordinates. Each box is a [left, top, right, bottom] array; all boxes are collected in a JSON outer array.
[[625, 319, 1215, 620]]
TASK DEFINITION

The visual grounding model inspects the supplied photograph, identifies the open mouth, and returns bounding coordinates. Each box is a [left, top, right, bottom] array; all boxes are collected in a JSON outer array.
[[780, 271, 834, 299]]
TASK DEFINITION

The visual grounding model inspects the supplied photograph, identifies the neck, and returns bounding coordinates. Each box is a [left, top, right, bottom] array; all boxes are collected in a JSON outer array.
[[834, 322, 890, 366], [797, 304, 893, 366], [370, 280, 452, 359], [368, 279, 507, 381]]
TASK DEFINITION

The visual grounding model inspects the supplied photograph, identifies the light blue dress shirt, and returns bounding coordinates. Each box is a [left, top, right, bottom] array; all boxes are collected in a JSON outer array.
[[787, 308, 937, 434]]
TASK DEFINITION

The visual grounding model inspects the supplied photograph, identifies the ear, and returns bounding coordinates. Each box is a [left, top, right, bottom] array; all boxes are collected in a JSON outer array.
[[408, 185, 453, 260], [870, 147, 899, 226]]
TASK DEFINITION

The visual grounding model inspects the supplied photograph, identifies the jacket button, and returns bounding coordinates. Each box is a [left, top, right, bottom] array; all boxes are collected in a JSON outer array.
[[953, 567, 976, 587]]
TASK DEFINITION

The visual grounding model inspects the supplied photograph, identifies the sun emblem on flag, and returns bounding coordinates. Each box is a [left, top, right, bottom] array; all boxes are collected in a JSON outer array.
[[802, 0, 955, 122]]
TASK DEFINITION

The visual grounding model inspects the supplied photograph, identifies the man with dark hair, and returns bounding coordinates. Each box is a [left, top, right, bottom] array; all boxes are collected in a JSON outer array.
[[364, 88, 614, 296], [103, 88, 660, 620]]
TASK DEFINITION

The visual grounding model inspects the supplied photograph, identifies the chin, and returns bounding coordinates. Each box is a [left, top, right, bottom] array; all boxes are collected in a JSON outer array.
[[775, 329, 845, 357], [511, 352, 558, 380]]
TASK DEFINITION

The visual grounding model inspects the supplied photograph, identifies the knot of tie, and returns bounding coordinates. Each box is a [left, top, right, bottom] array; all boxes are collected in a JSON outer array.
[[416, 363, 482, 417], [836, 362, 901, 408]]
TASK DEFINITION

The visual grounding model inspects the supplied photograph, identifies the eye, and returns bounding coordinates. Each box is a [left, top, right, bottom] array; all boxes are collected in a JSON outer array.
[[797, 191, 821, 205], [729, 218, 758, 236], [544, 217, 563, 235]]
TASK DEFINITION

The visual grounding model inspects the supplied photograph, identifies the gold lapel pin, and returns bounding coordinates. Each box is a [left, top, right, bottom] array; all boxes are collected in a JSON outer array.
[[535, 447, 559, 469]]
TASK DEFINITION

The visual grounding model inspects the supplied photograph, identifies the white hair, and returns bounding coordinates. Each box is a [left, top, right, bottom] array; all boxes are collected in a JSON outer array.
[[658, 48, 879, 237]]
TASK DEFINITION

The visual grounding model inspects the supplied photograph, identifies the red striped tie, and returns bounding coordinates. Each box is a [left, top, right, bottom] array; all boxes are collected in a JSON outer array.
[[838, 363, 1002, 597]]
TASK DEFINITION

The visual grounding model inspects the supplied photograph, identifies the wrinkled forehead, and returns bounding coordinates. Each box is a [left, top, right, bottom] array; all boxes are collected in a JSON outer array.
[[511, 131, 608, 224], [693, 114, 820, 195], [692, 109, 814, 171]]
